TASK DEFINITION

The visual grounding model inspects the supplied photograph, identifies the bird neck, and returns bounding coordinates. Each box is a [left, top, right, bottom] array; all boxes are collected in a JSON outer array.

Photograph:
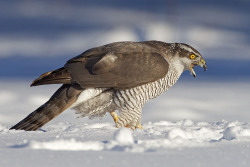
[[169, 57, 185, 78]]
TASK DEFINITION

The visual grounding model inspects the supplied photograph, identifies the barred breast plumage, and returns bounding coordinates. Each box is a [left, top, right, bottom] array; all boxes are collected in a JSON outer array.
[[113, 65, 180, 129]]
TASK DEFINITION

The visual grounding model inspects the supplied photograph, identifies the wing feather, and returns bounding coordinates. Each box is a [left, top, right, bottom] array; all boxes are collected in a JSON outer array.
[[65, 41, 170, 89], [92, 53, 118, 74]]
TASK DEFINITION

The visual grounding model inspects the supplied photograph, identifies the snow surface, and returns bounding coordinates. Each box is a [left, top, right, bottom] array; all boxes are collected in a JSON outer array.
[[1, 120, 250, 167], [1, 80, 250, 167]]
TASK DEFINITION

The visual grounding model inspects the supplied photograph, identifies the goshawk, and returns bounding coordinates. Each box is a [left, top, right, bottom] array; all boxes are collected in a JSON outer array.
[[10, 41, 207, 131]]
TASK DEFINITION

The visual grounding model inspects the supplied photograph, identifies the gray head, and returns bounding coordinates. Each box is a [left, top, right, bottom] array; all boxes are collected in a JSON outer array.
[[169, 43, 207, 77]]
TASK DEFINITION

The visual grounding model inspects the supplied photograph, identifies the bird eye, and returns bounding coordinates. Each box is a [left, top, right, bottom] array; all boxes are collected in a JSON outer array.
[[190, 54, 196, 59]]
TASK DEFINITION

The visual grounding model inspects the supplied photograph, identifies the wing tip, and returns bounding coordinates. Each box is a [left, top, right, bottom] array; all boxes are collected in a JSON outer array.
[[30, 71, 53, 87], [30, 68, 71, 87]]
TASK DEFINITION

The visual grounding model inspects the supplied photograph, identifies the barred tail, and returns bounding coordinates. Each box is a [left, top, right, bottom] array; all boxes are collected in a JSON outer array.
[[10, 84, 82, 131]]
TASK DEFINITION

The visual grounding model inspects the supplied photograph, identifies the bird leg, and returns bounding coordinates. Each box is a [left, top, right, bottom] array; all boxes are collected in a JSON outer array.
[[110, 111, 119, 123]]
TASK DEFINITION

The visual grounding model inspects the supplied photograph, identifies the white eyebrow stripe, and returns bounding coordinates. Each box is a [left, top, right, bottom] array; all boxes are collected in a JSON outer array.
[[179, 44, 200, 56]]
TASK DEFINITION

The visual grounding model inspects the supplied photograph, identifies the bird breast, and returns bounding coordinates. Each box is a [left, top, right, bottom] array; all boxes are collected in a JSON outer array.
[[113, 67, 180, 109]]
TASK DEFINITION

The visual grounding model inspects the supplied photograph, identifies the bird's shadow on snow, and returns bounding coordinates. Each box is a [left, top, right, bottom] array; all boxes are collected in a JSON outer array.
[[8, 142, 29, 149], [38, 129, 47, 132]]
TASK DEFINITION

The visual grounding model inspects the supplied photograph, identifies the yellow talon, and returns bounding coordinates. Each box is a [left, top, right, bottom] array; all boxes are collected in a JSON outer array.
[[124, 124, 143, 129], [110, 111, 143, 129], [114, 116, 118, 123], [136, 124, 143, 129], [110, 111, 119, 123]]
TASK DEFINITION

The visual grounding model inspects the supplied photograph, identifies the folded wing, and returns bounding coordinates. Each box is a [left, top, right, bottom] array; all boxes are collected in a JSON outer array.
[[65, 42, 169, 89]]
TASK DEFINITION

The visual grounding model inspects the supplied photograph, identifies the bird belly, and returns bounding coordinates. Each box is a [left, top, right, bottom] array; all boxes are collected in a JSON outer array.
[[70, 88, 107, 108], [71, 88, 115, 119]]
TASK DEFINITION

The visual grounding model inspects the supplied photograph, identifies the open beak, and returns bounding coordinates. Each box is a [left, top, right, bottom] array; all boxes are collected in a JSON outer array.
[[190, 66, 196, 78], [190, 58, 207, 78]]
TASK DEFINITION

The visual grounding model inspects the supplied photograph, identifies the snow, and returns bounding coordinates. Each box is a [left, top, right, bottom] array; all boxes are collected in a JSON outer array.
[[1, 119, 250, 166], [29, 139, 104, 151], [114, 128, 134, 145], [2, 120, 250, 150], [222, 123, 250, 141]]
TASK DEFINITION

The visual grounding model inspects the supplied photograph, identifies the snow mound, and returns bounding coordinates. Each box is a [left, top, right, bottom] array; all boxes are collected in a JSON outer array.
[[222, 122, 250, 140], [166, 128, 193, 140], [86, 123, 113, 129], [30, 139, 104, 151], [114, 128, 134, 145], [0, 124, 7, 133]]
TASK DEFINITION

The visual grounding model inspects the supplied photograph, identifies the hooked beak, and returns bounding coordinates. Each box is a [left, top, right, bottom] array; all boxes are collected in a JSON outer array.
[[200, 58, 207, 71], [190, 58, 207, 78]]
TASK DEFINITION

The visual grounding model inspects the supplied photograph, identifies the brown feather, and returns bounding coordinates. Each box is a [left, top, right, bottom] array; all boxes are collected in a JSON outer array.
[[65, 41, 170, 89]]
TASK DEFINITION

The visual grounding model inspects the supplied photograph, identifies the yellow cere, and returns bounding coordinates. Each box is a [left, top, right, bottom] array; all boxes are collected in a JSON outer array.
[[190, 54, 196, 59]]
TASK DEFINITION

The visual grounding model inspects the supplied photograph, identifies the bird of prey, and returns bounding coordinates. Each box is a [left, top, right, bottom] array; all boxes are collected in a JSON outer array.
[[10, 41, 207, 131]]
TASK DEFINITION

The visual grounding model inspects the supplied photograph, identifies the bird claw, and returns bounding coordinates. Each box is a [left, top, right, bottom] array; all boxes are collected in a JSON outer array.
[[110, 111, 143, 130], [124, 124, 143, 130], [136, 124, 143, 129], [110, 111, 119, 123]]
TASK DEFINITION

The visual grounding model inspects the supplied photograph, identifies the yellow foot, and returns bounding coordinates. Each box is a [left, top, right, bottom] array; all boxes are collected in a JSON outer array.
[[125, 124, 143, 129], [110, 111, 119, 123], [136, 124, 143, 129]]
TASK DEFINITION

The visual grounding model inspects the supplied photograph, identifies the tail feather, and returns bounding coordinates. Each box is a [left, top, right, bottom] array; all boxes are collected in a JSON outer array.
[[10, 84, 83, 131], [31, 67, 71, 87]]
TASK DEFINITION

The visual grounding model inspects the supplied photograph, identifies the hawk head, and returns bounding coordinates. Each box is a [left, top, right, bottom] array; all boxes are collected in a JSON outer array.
[[171, 43, 207, 78]]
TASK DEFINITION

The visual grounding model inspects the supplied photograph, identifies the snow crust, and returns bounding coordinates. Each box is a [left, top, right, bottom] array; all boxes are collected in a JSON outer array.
[[2, 120, 250, 153], [30, 139, 104, 151], [222, 122, 250, 140]]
